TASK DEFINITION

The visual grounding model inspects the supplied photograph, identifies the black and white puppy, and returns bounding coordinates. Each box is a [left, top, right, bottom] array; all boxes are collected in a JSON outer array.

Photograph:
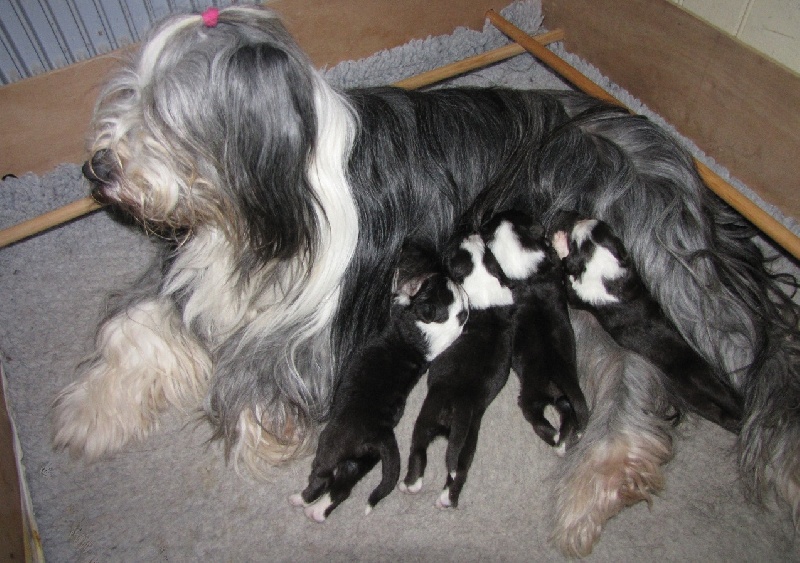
[[553, 217, 743, 432], [399, 210, 584, 508], [290, 245, 468, 521], [493, 212, 588, 452]]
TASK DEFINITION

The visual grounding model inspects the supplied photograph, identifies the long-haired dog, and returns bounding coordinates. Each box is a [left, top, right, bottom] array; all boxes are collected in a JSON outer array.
[[52, 4, 800, 554], [553, 215, 744, 432], [290, 245, 468, 521]]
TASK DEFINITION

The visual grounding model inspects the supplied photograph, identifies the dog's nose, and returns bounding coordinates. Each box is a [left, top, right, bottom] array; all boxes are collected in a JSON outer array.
[[82, 149, 117, 186]]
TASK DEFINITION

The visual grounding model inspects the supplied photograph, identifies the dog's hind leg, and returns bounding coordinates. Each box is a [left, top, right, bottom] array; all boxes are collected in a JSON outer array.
[[52, 296, 211, 460], [550, 311, 674, 557]]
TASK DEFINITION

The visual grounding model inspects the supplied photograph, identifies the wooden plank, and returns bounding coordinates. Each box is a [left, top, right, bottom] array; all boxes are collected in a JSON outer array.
[[541, 0, 800, 222], [0, 380, 25, 561], [0, 0, 501, 177]]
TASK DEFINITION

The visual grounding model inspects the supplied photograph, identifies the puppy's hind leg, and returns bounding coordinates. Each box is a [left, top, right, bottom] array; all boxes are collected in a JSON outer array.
[[52, 296, 211, 460], [437, 402, 479, 509], [401, 392, 447, 494], [366, 432, 401, 514]]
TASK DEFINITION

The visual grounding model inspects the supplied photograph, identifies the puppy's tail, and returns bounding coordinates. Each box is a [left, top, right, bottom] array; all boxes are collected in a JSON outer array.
[[365, 432, 401, 514]]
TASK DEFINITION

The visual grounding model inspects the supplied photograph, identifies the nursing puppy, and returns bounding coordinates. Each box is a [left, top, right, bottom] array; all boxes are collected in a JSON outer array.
[[400, 210, 583, 508], [553, 216, 744, 432], [493, 212, 588, 451], [291, 245, 468, 521]]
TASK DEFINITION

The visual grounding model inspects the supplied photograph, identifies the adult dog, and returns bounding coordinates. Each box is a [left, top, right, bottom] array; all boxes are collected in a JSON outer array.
[[52, 4, 800, 555]]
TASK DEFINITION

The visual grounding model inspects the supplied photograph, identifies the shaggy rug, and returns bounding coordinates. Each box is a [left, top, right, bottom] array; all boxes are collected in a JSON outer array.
[[1, 2, 798, 560]]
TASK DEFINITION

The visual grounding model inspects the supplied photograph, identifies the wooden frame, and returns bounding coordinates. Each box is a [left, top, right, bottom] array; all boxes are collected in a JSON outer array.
[[2, 0, 798, 557]]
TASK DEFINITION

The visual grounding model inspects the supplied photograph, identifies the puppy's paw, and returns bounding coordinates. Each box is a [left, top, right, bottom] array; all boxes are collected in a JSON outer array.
[[398, 477, 423, 494], [435, 487, 453, 510]]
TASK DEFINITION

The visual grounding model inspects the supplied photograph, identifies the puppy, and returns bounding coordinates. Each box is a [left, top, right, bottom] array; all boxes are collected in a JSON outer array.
[[400, 210, 584, 508], [553, 216, 744, 432], [291, 245, 468, 521], [491, 212, 588, 451]]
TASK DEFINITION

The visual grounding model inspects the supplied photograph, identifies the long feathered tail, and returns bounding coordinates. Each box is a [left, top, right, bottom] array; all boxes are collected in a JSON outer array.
[[536, 92, 800, 524]]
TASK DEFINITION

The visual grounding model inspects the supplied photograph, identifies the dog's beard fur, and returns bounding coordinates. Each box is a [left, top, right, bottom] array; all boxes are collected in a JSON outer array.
[[53, 3, 800, 550]]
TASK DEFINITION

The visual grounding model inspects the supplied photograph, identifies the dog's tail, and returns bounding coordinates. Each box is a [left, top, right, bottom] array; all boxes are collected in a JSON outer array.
[[365, 432, 401, 514], [537, 97, 800, 524]]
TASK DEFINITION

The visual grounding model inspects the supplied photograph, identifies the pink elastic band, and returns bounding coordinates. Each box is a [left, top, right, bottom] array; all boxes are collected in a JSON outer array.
[[202, 7, 219, 27]]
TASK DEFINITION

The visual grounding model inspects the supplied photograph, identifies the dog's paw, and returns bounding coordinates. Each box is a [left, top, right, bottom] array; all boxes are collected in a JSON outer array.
[[52, 376, 152, 460]]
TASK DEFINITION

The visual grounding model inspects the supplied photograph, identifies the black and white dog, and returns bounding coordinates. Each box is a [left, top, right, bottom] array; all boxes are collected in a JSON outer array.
[[553, 216, 744, 432], [290, 245, 468, 521], [400, 210, 579, 508], [53, 5, 800, 555]]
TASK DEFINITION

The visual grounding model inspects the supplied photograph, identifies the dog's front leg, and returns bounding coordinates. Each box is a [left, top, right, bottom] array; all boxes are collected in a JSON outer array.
[[52, 296, 211, 460]]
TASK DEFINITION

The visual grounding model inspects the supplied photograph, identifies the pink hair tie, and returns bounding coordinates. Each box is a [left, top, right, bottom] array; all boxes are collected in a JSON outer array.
[[202, 7, 219, 27]]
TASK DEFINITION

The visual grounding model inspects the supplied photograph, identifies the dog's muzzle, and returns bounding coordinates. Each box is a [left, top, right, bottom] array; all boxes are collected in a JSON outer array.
[[83, 149, 118, 203]]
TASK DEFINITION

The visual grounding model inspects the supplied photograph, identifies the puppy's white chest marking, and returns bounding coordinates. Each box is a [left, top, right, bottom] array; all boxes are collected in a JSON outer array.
[[460, 235, 513, 309], [488, 220, 546, 280], [570, 245, 624, 306]]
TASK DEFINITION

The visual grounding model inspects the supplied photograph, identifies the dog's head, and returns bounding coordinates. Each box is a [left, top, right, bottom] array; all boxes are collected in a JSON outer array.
[[84, 6, 356, 264], [553, 217, 631, 305]]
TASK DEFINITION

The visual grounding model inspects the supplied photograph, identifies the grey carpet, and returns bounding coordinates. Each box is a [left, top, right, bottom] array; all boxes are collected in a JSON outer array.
[[1, 2, 798, 560]]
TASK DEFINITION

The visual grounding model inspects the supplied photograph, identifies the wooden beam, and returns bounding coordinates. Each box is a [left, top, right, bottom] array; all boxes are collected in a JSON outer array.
[[541, 0, 800, 223]]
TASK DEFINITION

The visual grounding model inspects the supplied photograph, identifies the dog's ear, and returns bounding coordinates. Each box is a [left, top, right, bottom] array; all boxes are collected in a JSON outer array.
[[219, 43, 320, 264], [562, 246, 586, 277]]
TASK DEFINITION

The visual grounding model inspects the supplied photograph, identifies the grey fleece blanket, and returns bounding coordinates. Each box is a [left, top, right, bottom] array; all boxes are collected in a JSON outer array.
[[1, 2, 798, 560]]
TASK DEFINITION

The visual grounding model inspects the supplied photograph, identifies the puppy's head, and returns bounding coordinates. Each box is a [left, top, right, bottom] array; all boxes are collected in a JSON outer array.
[[394, 245, 469, 360], [553, 218, 629, 305]]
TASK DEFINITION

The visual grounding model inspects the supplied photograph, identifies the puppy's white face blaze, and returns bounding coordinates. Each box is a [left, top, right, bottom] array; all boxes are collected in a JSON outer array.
[[460, 234, 514, 309], [417, 280, 468, 361], [568, 220, 624, 305], [487, 220, 546, 280]]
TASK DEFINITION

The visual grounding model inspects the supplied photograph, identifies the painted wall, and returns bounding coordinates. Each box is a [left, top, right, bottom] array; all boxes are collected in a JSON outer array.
[[670, 0, 800, 74]]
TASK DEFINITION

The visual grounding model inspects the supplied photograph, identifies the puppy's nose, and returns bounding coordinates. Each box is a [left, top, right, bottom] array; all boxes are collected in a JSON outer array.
[[82, 149, 117, 185]]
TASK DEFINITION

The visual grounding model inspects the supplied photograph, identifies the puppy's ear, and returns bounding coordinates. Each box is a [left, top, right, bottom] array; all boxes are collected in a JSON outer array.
[[593, 221, 629, 265], [562, 251, 586, 277], [446, 247, 475, 283], [393, 271, 433, 302]]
